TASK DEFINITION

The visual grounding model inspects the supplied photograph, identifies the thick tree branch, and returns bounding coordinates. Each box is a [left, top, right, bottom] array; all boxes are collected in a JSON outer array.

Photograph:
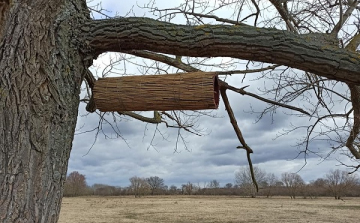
[[82, 17, 360, 84]]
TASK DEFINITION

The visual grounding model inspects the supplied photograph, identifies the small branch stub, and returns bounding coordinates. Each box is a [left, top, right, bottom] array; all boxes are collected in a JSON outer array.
[[93, 72, 220, 112]]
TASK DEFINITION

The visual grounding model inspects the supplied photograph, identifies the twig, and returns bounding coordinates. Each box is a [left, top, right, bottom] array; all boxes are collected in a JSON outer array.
[[220, 80, 311, 116]]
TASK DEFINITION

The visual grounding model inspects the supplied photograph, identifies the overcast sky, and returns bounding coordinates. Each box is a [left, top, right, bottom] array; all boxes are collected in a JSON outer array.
[[68, 0, 358, 188]]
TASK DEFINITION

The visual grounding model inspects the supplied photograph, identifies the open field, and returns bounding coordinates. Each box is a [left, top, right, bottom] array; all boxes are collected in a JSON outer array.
[[59, 196, 360, 223]]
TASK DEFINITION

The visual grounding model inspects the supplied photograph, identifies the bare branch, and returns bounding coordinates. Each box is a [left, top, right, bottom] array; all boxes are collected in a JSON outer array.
[[123, 50, 200, 72], [118, 111, 162, 124], [124, 50, 280, 75], [220, 86, 258, 192], [269, 0, 297, 33], [169, 9, 249, 26], [331, 0, 360, 35], [220, 80, 311, 116]]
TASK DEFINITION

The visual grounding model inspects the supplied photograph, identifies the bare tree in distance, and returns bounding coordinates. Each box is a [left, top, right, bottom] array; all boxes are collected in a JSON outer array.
[[63, 171, 88, 197], [325, 169, 359, 200], [1, 0, 360, 220], [92, 184, 121, 196], [307, 178, 328, 198], [263, 173, 278, 198], [146, 176, 166, 195], [281, 172, 305, 199], [129, 176, 150, 198], [235, 166, 267, 198], [208, 179, 220, 189], [169, 185, 178, 195], [207, 179, 221, 195], [182, 182, 198, 195]]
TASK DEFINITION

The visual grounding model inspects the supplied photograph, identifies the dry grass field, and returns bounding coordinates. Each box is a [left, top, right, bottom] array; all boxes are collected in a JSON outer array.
[[59, 196, 360, 223]]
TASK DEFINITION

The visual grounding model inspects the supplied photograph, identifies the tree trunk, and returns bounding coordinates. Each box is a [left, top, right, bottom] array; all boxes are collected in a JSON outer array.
[[0, 1, 90, 222]]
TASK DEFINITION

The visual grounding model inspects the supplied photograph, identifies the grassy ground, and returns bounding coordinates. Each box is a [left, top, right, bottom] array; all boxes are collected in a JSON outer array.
[[59, 196, 360, 223]]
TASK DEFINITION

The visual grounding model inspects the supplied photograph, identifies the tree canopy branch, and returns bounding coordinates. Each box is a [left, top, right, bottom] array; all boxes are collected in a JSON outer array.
[[220, 80, 311, 116], [331, 0, 359, 35], [122, 50, 200, 72], [83, 17, 360, 84]]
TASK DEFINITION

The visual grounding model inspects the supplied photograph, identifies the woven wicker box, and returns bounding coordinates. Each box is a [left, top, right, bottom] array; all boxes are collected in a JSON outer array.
[[93, 72, 219, 111]]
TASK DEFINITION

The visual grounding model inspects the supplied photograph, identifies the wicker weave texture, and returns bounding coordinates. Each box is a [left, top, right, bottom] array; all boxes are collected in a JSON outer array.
[[93, 72, 219, 111]]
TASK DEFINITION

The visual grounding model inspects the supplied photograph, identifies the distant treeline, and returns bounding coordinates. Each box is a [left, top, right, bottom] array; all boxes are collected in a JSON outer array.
[[63, 168, 360, 200]]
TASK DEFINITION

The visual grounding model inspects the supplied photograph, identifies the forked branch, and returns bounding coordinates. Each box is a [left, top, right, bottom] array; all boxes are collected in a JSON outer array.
[[331, 0, 360, 35], [220, 85, 258, 192]]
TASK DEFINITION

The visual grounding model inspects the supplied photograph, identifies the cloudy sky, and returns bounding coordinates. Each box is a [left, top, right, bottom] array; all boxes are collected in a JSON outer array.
[[68, 0, 357, 188]]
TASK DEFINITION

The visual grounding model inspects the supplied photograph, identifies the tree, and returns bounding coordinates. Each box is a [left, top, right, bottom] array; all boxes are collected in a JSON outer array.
[[92, 184, 121, 196], [129, 176, 150, 197], [182, 182, 197, 195], [1, 0, 360, 221], [169, 185, 178, 195], [146, 176, 166, 195], [63, 171, 88, 197], [207, 179, 220, 195], [225, 183, 233, 189], [208, 179, 220, 189], [308, 178, 328, 197], [235, 166, 266, 198], [325, 169, 359, 199], [281, 172, 305, 199], [264, 173, 278, 198]]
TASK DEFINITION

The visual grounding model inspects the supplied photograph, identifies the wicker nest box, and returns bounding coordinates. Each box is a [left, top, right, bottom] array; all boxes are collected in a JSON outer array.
[[93, 72, 220, 111]]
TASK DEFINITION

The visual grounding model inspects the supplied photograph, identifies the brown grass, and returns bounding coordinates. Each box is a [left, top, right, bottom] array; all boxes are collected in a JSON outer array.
[[59, 196, 360, 223]]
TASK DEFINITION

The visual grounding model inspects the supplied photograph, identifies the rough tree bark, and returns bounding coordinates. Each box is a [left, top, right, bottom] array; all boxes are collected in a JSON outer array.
[[0, 0, 91, 222], [0, 0, 360, 222], [84, 17, 360, 84]]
